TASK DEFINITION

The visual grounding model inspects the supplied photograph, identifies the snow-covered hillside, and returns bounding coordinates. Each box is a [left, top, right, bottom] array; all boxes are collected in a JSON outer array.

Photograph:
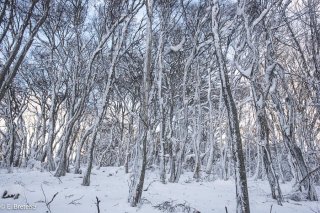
[[1, 167, 319, 213]]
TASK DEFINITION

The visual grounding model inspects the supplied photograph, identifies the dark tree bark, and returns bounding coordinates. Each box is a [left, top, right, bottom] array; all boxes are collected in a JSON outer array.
[[212, 1, 250, 212]]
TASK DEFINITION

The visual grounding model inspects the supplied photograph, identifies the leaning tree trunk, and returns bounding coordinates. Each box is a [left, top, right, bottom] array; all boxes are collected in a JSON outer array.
[[272, 94, 318, 201], [212, 1, 250, 212], [82, 97, 109, 186], [82, 13, 130, 184], [233, 1, 284, 203], [82, 125, 99, 186], [54, 116, 78, 177], [45, 84, 58, 171], [0, 0, 50, 103], [74, 125, 94, 174], [129, 0, 152, 207], [249, 77, 283, 205], [7, 112, 15, 168], [255, 101, 283, 205]]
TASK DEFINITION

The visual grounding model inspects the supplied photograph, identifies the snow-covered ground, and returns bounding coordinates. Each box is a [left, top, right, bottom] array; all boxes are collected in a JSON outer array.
[[0, 167, 319, 212]]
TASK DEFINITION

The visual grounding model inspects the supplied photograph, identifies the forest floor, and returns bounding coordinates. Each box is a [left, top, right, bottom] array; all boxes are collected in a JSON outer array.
[[0, 167, 319, 213]]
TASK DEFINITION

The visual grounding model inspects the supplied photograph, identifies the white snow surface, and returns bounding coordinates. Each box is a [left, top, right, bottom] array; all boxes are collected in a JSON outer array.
[[0, 167, 319, 212]]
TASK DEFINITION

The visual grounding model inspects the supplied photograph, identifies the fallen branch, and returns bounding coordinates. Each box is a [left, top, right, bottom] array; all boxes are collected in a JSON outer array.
[[65, 194, 74, 199], [298, 166, 320, 187], [41, 185, 58, 213], [2, 190, 19, 199], [68, 195, 84, 205], [48, 193, 58, 206], [144, 180, 157, 191]]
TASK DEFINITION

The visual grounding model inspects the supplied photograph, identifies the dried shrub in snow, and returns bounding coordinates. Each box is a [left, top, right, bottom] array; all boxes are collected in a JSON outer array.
[[154, 200, 200, 213]]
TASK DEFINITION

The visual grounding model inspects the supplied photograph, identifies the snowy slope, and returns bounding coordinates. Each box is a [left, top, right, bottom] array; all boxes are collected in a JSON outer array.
[[0, 167, 319, 213]]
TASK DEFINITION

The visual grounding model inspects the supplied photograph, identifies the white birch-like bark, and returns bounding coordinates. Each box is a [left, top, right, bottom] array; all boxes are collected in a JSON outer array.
[[82, 15, 132, 186], [157, 16, 166, 184], [129, 0, 153, 206], [193, 61, 201, 180], [206, 66, 217, 174]]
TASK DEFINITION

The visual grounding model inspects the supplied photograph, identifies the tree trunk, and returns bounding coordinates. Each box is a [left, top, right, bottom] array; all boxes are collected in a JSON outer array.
[[82, 126, 99, 186], [272, 94, 318, 201], [129, 0, 152, 206], [212, 2, 250, 212], [74, 126, 93, 174]]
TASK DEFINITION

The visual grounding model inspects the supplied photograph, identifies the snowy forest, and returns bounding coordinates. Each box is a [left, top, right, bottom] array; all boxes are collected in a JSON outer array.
[[0, 0, 320, 212]]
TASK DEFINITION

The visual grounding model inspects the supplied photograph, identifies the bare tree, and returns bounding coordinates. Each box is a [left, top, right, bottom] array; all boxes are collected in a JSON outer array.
[[128, 0, 153, 207], [0, 0, 50, 102], [211, 0, 250, 212]]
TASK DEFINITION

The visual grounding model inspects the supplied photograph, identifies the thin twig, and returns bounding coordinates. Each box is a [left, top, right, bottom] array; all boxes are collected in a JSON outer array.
[[68, 195, 84, 205], [143, 180, 157, 191], [49, 171, 63, 184], [48, 192, 58, 206], [95, 196, 101, 213]]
